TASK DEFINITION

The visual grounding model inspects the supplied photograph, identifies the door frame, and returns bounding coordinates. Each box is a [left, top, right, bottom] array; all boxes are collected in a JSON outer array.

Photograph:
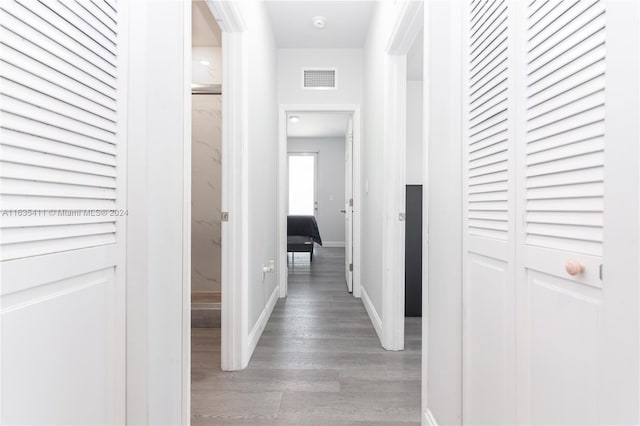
[[181, 1, 249, 423], [382, 0, 424, 351], [277, 105, 362, 298]]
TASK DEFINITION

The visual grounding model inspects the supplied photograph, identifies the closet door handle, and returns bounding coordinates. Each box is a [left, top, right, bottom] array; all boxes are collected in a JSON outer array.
[[340, 209, 347, 214], [565, 260, 584, 276]]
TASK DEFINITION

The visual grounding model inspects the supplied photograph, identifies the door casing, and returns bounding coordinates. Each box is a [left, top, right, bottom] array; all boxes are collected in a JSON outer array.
[[382, 0, 424, 352], [277, 105, 362, 299]]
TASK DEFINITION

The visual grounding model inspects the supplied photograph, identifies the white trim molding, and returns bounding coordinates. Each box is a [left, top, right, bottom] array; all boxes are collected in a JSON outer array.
[[199, 1, 250, 375], [381, 52, 407, 351], [386, 0, 424, 54], [360, 286, 383, 342], [247, 285, 279, 360], [205, 0, 246, 32], [380, 0, 424, 352], [278, 104, 362, 300], [219, 27, 250, 373], [181, 2, 192, 425]]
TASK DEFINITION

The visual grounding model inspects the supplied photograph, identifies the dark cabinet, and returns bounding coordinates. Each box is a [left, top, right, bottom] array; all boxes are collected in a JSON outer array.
[[405, 185, 422, 317]]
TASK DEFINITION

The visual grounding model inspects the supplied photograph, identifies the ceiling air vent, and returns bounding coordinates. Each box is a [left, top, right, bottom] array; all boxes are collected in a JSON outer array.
[[303, 68, 337, 90]]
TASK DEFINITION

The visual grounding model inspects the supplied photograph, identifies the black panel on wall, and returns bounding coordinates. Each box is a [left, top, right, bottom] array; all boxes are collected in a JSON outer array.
[[405, 185, 422, 317]]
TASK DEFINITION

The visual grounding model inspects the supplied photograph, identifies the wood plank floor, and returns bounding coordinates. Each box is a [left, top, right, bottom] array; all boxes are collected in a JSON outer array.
[[191, 247, 421, 425]]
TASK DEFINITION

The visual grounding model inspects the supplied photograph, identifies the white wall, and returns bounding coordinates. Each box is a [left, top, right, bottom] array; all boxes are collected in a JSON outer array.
[[278, 49, 363, 105], [126, 1, 188, 424], [239, 1, 280, 332], [360, 0, 398, 332], [424, 1, 463, 425], [126, 0, 279, 422], [406, 81, 423, 185], [288, 137, 346, 245]]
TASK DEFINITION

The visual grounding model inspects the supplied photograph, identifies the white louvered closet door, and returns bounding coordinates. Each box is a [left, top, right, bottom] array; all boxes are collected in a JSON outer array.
[[462, 0, 516, 424], [0, 0, 127, 424], [463, 0, 639, 424], [515, 0, 639, 424]]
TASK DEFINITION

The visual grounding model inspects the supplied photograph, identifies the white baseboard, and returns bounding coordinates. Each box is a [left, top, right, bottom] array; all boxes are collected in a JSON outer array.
[[247, 285, 279, 359], [360, 285, 383, 343], [424, 408, 438, 426], [322, 241, 345, 248]]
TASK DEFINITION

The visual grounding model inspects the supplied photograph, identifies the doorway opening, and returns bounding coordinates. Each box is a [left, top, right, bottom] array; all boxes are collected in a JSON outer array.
[[404, 27, 424, 348], [379, 0, 424, 351], [278, 106, 361, 298], [189, 0, 224, 420]]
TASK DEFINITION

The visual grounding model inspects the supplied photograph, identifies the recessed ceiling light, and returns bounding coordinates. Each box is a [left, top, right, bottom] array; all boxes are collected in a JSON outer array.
[[312, 16, 327, 30], [289, 116, 300, 123], [200, 60, 210, 66]]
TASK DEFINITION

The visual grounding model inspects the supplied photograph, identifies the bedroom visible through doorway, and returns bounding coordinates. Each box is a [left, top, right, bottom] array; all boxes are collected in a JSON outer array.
[[278, 107, 361, 298]]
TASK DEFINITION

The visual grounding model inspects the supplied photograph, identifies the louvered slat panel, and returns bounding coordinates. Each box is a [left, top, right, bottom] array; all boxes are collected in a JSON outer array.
[[92, 0, 118, 25], [1, 62, 116, 121], [1, 78, 116, 133], [467, 0, 510, 240], [1, 146, 116, 179], [0, 26, 116, 99], [67, 0, 117, 40], [2, 179, 116, 199], [0, 47, 116, 113], [0, 0, 120, 261], [1, 212, 115, 227], [1, 162, 116, 188], [525, 0, 605, 257], [1, 6, 116, 85], [0, 112, 116, 154], [22, 0, 117, 57], [1, 234, 116, 260], [1, 194, 116, 209], [1, 95, 115, 143], [1, 222, 116, 244], [1, 0, 117, 74]]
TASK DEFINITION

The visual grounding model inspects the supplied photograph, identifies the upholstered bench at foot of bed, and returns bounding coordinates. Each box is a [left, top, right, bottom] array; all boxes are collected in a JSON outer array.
[[287, 235, 314, 261]]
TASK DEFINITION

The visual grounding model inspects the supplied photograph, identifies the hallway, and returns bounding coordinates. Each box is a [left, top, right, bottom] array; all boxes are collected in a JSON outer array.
[[191, 248, 421, 425]]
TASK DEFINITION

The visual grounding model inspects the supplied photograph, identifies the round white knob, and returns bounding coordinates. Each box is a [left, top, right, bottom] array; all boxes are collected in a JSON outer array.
[[565, 260, 584, 276]]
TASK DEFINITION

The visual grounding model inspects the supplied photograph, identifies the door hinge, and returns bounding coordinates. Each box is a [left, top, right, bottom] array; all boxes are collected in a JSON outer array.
[[349, 263, 353, 272], [349, 198, 353, 207], [221, 212, 229, 222], [399, 212, 406, 221]]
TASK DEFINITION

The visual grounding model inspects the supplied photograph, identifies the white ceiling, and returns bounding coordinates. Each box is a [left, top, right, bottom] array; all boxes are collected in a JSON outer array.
[[407, 29, 423, 81], [192, 1, 221, 47], [287, 112, 350, 138], [265, 1, 377, 48]]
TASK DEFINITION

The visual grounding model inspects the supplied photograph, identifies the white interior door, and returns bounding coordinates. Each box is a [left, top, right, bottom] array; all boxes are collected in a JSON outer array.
[[0, 0, 127, 423], [344, 118, 353, 292], [462, 0, 639, 424], [462, 0, 516, 423], [515, 1, 639, 424]]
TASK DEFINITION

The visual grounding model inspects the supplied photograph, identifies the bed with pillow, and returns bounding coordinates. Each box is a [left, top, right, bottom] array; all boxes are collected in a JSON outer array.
[[287, 215, 322, 261]]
